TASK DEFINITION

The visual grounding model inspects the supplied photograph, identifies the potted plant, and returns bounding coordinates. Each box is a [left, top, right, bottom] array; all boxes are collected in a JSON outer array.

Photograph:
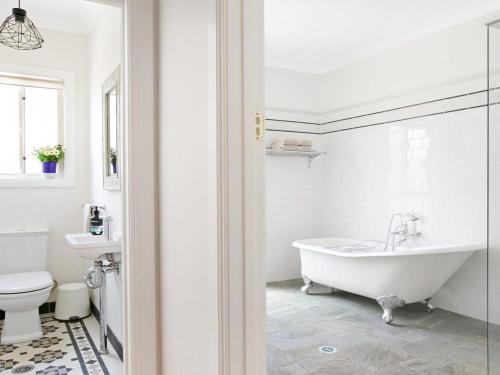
[[110, 147, 117, 174], [34, 145, 65, 176]]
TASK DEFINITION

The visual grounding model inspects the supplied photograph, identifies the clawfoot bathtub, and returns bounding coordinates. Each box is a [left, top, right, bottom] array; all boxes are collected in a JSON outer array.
[[292, 238, 484, 324]]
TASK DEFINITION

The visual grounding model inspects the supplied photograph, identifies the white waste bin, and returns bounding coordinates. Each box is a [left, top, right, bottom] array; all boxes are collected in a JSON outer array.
[[55, 282, 90, 321]]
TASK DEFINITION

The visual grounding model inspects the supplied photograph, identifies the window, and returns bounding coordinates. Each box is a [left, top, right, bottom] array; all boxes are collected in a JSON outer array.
[[0, 73, 64, 176]]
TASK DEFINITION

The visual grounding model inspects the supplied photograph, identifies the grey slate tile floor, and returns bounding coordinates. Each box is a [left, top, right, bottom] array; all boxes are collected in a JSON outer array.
[[267, 279, 487, 375]]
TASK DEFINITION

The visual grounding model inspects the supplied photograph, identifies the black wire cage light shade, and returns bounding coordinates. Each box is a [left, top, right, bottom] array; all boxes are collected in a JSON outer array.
[[0, 0, 44, 50]]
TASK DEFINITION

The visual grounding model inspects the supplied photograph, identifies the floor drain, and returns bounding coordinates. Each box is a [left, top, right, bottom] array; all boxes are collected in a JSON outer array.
[[12, 364, 35, 374], [319, 346, 337, 354]]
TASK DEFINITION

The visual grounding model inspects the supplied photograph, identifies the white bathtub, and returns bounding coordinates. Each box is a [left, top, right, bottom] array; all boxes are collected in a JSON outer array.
[[292, 237, 485, 323]]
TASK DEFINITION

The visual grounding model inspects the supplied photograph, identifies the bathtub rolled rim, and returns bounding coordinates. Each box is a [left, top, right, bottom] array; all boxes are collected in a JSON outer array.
[[292, 237, 486, 258]]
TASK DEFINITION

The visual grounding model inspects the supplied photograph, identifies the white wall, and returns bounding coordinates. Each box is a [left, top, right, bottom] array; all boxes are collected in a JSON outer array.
[[265, 11, 499, 320], [320, 109, 487, 319], [265, 68, 325, 282], [266, 66, 323, 114], [88, 6, 123, 342], [0, 29, 91, 299], [265, 132, 324, 282], [317, 13, 490, 116], [159, 0, 219, 373]]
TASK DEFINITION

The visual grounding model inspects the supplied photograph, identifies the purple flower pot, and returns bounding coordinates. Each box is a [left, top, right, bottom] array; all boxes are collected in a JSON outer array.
[[42, 161, 57, 174], [111, 162, 117, 174]]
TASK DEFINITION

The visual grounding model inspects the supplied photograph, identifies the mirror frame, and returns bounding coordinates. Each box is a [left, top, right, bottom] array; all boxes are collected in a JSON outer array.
[[102, 66, 121, 190]]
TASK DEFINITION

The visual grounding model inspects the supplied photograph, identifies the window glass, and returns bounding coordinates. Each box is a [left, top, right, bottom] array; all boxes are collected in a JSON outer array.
[[24, 87, 59, 174], [0, 85, 20, 174]]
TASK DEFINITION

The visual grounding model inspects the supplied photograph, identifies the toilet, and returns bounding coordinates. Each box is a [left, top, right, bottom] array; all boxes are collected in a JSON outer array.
[[0, 229, 53, 344]]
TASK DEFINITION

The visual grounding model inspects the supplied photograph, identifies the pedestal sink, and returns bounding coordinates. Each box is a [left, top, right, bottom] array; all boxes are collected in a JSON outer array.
[[65, 233, 121, 260], [65, 232, 121, 354]]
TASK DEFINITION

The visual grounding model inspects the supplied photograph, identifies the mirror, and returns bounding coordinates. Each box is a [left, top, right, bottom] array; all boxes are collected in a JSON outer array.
[[102, 66, 121, 190]]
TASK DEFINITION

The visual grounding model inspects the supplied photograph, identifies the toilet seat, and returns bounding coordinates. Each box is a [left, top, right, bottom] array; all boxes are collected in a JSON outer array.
[[0, 271, 53, 294], [0, 271, 53, 344]]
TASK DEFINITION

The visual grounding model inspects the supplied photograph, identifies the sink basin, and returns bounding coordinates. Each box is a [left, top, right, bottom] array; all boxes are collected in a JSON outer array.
[[65, 233, 122, 260]]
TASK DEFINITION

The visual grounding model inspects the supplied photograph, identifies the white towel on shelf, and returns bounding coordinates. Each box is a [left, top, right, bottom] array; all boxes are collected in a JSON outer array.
[[270, 138, 284, 150], [299, 146, 313, 152], [283, 145, 300, 151], [300, 139, 312, 147], [284, 139, 299, 146]]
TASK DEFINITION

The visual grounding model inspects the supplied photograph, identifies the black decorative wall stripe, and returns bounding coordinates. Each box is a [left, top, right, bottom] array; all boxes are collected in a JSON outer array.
[[266, 118, 321, 126], [322, 88, 496, 126], [266, 87, 500, 135], [323, 103, 492, 135], [266, 129, 321, 135]]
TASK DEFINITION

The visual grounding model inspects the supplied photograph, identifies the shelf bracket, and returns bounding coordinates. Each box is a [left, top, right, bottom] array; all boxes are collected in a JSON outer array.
[[307, 152, 326, 168]]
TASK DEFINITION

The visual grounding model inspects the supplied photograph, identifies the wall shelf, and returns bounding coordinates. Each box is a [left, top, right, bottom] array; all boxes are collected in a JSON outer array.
[[265, 148, 326, 168]]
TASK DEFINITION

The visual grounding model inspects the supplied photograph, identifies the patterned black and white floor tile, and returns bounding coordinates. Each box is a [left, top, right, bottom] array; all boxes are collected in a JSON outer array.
[[0, 316, 110, 375]]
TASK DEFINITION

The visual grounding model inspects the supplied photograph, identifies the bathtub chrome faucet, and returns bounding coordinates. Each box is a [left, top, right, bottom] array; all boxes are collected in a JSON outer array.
[[384, 213, 406, 251], [384, 212, 421, 251]]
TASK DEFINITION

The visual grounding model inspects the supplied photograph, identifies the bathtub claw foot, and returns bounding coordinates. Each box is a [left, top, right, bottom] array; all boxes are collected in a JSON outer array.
[[301, 275, 313, 295], [376, 295, 405, 324], [381, 309, 395, 324], [301, 275, 336, 295], [422, 298, 435, 313], [301, 284, 312, 294]]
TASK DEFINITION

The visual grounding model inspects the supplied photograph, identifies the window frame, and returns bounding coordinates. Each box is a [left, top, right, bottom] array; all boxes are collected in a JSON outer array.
[[0, 64, 75, 188]]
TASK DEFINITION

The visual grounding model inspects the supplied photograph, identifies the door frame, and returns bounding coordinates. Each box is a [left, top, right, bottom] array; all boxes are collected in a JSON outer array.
[[121, 0, 160, 373], [217, 0, 267, 373], [106, 0, 264, 373], [121, 0, 264, 373]]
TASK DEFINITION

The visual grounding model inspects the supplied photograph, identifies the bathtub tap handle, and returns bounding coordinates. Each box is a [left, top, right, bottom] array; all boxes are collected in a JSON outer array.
[[397, 237, 408, 246], [407, 214, 422, 237]]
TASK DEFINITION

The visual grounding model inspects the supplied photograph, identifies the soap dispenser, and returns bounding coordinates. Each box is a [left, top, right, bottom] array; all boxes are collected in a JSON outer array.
[[90, 207, 104, 235]]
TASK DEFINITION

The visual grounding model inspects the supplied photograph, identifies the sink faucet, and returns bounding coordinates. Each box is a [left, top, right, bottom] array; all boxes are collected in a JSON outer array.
[[103, 216, 113, 241]]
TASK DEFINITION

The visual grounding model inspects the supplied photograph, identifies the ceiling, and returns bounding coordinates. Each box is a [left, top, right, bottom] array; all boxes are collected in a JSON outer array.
[[0, 0, 116, 35], [265, 0, 500, 74]]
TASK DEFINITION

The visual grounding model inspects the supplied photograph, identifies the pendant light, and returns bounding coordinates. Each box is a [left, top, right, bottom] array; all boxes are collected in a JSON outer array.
[[0, 0, 44, 50]]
